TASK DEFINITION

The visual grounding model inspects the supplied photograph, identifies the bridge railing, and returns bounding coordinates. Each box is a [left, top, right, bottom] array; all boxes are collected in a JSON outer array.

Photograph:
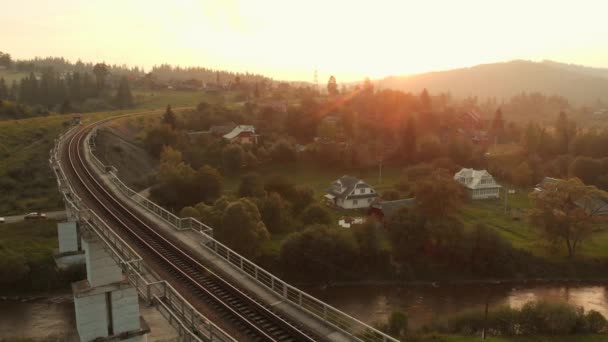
[[87, 127, 398, 342], [51, 125, 237, 342]]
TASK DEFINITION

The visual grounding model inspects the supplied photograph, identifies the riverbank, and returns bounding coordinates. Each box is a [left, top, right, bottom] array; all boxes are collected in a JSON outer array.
[[0, 292, 179, 341], [305, 283, 608, 331]]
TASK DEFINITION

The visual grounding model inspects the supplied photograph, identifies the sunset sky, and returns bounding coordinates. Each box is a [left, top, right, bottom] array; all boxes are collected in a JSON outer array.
[[2, 0, 608, 82]]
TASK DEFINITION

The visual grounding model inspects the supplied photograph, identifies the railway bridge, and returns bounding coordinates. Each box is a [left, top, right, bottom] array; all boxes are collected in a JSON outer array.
[[50, 112, 398, 342]]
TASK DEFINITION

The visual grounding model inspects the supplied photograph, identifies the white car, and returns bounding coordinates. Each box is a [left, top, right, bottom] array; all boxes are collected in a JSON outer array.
[[24, 212, 47, 220], [0, 217, 5, 224]]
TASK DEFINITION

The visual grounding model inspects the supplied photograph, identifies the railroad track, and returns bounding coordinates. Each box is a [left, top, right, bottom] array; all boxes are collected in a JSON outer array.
[[64, 120, 321, 342]]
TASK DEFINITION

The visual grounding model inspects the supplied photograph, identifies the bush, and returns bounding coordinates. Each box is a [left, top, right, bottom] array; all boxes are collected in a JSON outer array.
[[435, 300, 606, 336]]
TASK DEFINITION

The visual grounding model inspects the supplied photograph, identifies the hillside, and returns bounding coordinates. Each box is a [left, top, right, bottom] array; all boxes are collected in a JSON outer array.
[[380, 60, 608, 105]]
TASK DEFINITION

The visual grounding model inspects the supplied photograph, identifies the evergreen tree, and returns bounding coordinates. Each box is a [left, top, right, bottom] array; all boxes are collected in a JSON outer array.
[[162, 105, 177, 128], [92, 63, 109, 94], [492, 108, 505, 142], [0, 78, 7, 100], [420, 88, 431, 112], [401, 116, 417, 163], [327, 75, 338, 96], [114, 76, 134, 108], [8, 81, 17, 101], [69, 71, 82, 102]]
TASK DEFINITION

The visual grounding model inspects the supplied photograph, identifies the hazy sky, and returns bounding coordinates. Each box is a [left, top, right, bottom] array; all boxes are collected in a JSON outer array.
[[2, 0, 608, 82]]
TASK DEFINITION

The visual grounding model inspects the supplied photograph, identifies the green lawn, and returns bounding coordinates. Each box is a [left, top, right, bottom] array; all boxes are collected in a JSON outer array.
[[0, 89, 201, 216], [224, 162, 403, 194], [458, 186, 608, 259]]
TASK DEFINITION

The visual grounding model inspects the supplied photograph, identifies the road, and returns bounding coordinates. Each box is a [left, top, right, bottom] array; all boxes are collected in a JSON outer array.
[[0, 211, 66, 223]]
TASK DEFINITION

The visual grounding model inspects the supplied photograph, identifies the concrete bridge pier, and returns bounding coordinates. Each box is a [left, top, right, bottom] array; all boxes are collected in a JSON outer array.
[[54, 219, 85, 269], [72, 230, 149, 342]]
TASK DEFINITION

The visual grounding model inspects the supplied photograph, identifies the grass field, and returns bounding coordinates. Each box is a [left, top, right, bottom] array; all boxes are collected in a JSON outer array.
[[223, 162, 403, 194], [0, 69, 29, 84], [458, 185, 608, 259], [0, 90, 200, 216]]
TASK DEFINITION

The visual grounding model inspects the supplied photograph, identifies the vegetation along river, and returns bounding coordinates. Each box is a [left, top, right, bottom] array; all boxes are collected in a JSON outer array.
[[305, 283, 608, 329]]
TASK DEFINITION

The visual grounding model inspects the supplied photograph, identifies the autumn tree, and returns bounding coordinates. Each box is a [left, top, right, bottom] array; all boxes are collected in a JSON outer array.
[[258, 192, 293, 234], [529, 178, 608, 258], [195, 165, 223, 204], [327, 75, 338, 96], [414, 169, 465, 219], [238, 173, 266, 198], [219, 198, 270, 259]]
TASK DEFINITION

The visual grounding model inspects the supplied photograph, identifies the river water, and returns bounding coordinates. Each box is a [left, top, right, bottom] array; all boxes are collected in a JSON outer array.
[[1, 285, 606, 337], [305, 283, 608, 329]]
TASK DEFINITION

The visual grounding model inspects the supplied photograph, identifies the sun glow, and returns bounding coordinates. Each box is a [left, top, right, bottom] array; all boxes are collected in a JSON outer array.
[[2, 0, 608, 82]]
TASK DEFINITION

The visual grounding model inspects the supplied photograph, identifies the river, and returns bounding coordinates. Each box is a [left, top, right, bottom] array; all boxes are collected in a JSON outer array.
[[1, 285, 607, 338], [305, 283, 608, 329]]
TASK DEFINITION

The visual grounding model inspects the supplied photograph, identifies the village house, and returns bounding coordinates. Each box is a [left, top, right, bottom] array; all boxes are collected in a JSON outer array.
[[535, 177, 608, 216], [223, 125, 257, 144], [454, 168, 501, 200], [325, 176, 379, 209]]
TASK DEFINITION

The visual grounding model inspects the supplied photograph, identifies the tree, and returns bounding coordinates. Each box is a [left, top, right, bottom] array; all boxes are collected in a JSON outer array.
[[420, 88, 431, 112], [162, 105, 177, 129], [114, 76, 133, 108], [270, 139, 297, 163], [238, 173, 266, 198], [511, 161, 534, 187], [401, 116, 417, 163], [259, 192, 292, 234], [300, 203, 332, 226], [279, 225, 358, 282], [0, 78, 7, 100], [555, 111, 577, 155], [195, 165, 223, 204], [491, 108, 505, 142], [219, 198, 270, 259], [387, 311, 408, 338], [386, 208, 428, 264], [529, 178, 608, 258], [222, 144, 245, 173], [327, 75, 338, 96], [144, 124, 178, 156], [414, 169, 465, 219], [92, 63, 109, 93], [0, 52, 12, 68]]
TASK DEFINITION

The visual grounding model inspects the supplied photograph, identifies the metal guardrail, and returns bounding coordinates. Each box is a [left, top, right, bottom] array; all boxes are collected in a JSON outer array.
[[50, 124, 237, 342], [86, 127, 398, 342]]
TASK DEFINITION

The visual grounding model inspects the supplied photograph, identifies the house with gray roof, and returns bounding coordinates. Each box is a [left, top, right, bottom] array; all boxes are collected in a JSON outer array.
[[325, 175, 378, 209], [454, 168, 501, 200], [368, 198, 416, 222]]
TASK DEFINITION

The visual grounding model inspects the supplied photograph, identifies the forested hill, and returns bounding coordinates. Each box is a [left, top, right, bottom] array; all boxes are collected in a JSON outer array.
[[380, 60, 608, 105]]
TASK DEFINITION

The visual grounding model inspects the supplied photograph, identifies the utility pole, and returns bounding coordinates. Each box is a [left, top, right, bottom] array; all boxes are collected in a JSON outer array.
[[378, 159, 382, 185], [504, 187, 508, 215]]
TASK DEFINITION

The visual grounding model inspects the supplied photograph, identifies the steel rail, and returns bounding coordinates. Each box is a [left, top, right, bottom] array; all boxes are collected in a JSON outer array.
[[67, 122, 318, 341]]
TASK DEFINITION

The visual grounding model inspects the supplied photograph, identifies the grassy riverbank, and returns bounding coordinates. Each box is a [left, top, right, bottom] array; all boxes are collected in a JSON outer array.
[[0, 220, 83, 294]]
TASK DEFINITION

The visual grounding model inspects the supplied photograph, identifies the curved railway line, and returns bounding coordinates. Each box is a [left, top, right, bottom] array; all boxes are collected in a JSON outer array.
[[63, 119, 322, 342]]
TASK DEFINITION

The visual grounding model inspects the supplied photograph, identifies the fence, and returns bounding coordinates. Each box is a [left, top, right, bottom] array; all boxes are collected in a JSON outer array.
[[86, 127, 398, 342], [50, 124, 236, 342]]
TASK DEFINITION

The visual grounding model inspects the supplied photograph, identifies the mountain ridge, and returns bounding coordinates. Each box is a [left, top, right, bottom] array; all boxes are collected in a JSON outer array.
[[378, 60, 608, 105]]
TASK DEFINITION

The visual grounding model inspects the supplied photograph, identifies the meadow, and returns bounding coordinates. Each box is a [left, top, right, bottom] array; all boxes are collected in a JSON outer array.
[[0, 90, 201, 215]]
